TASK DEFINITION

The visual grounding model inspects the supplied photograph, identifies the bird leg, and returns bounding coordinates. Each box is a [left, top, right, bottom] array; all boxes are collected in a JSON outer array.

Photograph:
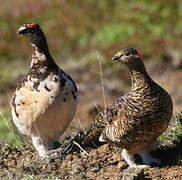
[[136, 141, 161, 166], [46, 138, 74, 156], [45, 138, 89, 161], [122, 149, 150, 169], [137, 151, 161, 165], [32, 136, 49, 157]]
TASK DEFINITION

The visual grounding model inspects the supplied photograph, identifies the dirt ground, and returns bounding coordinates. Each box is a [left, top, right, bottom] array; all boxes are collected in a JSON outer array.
[[0, 138, 181, 180]]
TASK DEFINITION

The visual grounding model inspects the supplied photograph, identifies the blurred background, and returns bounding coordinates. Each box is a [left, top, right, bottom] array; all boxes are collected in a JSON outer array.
[[0, 0, 181, 144]]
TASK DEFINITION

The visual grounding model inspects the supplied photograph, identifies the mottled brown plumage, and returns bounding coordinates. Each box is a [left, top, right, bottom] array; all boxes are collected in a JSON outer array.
[[83, 48, 173, 167]]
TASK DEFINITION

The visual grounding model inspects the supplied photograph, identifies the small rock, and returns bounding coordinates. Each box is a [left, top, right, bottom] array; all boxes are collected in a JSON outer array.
[[117, 161, 126, 170], [89, 167, 100, 172], [122, 167, 145, 180], [152, 177, 161, 180]]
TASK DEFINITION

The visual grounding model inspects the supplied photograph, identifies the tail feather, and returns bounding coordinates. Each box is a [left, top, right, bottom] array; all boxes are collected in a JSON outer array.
[[82, 127, 102, 144]]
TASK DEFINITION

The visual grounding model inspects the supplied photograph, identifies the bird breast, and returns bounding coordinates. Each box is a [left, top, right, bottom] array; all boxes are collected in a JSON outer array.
[[11, 72, 78, 138]]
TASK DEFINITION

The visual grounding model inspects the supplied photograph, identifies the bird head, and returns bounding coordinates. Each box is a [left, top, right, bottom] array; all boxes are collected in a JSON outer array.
[[112, 48, 144, 70], [17, 23, 42, 36], [17, 23, 43, 42], [17, 23, 48, 51]]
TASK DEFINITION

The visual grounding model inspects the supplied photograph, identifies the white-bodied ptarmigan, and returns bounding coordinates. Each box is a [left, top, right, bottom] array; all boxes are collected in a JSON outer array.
[[11, 23, 78, 157]]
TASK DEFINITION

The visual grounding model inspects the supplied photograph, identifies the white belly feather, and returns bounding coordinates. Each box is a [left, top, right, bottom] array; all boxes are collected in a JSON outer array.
[[11, 73, 78, 143]]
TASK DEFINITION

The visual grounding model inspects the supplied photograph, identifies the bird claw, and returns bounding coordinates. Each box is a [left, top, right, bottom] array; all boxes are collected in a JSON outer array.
[[40, 138, 89, 162], [134, 164, 150, 169]]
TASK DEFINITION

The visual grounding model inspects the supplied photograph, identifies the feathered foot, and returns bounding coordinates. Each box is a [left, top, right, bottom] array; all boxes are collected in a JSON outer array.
[[137, 151, 161, 166], [122, 149, 150, 169]]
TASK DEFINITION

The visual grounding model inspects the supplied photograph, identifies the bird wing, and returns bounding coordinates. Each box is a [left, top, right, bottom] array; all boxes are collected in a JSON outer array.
[[82, 96, 126, 144]]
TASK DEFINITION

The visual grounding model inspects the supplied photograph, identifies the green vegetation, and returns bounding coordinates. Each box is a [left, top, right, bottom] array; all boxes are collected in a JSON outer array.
[[159, 113, 182, 144], [1, 0, 182, 62], [0, 108, 23, 145]]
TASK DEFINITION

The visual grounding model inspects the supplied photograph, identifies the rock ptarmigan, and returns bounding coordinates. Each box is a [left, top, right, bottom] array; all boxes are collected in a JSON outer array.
[[11, 23, 78, 157], [83, 48, 173, 168]]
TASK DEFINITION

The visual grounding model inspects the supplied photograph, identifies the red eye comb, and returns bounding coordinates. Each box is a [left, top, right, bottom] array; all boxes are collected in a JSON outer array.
[[27, 23, 38, 28]]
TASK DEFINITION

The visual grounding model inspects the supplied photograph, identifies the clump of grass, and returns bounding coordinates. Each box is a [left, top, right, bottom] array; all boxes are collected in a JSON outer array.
[[159, 111, 182, 146], [0, 108, 28, 147]]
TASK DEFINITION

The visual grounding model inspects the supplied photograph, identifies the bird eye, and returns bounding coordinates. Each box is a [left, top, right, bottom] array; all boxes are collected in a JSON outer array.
[[125, 52, 130, 56]]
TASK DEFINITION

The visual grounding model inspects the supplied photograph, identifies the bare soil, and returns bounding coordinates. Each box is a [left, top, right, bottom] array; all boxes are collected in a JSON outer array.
[[0, 138, 182, 180]]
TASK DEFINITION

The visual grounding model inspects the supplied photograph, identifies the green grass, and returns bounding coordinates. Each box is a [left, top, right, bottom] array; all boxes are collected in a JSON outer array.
[[159, 114, 182, 146], [0, 107, 23, 146], [0, 108, 12, 139]]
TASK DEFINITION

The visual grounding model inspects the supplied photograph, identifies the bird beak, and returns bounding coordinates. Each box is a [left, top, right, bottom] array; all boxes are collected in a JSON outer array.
[[112, 56, 119, 61], [17, 26, 27, 35]]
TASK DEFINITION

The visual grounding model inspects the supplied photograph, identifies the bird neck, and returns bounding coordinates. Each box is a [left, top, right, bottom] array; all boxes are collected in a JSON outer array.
[[129, 67, 152, 92], [30, 37, 55, 68]]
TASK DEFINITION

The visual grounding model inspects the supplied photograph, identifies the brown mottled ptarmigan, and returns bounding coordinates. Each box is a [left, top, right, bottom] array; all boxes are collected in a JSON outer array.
[[83, 48, 173, 168], [11, 23, 78, 157]]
